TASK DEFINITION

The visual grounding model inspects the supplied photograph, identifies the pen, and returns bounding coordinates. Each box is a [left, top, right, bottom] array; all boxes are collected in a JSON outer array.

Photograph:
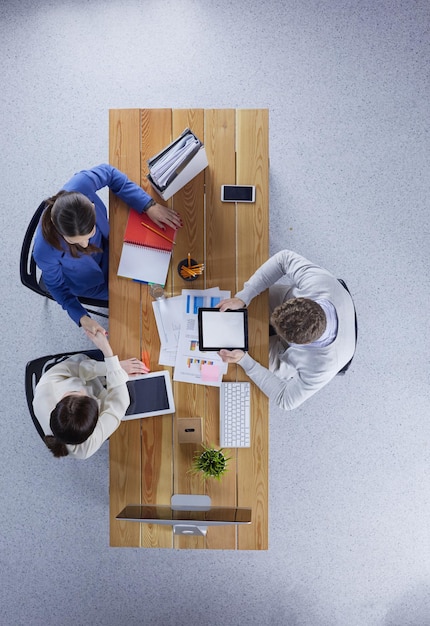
[[141, 350, 151, 371], [141, 222, 176, 245]]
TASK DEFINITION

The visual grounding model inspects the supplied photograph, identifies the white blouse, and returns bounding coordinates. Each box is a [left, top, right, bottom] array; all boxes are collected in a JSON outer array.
[[33, 354, 130, 459]]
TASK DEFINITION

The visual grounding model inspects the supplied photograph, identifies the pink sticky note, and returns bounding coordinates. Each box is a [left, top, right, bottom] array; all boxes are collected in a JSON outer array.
[[201, 363, 220, 382]]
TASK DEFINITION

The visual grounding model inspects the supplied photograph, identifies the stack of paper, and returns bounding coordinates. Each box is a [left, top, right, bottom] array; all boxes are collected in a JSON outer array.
[[147, 128, 208, 200], [149, 133, 201, 189], [152, 288, 230, 387]]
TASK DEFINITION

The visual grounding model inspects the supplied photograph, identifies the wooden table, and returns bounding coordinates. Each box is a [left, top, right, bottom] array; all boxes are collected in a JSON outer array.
[[108, 108, 269, 549]]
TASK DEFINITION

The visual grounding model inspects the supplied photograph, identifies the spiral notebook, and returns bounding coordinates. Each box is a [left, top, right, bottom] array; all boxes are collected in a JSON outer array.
[[117, 210, 176, 285]]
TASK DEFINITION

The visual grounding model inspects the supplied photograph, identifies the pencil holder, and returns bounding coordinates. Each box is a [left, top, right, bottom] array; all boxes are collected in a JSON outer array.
[[177, 258, 201, 282]]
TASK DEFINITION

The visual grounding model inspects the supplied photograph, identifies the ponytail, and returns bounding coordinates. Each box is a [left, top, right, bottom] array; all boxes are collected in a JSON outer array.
[[44, 435, 69, 458], [41, 192, 64, 250]]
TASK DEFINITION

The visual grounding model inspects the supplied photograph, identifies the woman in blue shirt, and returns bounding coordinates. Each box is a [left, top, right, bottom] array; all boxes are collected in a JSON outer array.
[[33, 164, 182, 336]]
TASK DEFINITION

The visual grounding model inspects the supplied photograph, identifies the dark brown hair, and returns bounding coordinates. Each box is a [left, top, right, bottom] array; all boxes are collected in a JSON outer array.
[[44, 394, 99, 458], [41, 190, 101, 258], [270, 297, 326, 344]]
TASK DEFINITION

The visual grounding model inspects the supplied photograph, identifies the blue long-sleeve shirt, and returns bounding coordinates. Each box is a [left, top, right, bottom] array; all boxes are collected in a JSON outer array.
[[33, 164, 152, 324]]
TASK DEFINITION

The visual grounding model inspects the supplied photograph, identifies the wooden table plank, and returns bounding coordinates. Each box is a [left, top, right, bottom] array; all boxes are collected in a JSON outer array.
[[171, 109, 205, 294], [139, 109, 174, 548], [203, 108, 238, 549], [108, 109, 143, 547], [204, 108, 237, 293], [236, 109, 269, 550], [169, 109, 208, 549]]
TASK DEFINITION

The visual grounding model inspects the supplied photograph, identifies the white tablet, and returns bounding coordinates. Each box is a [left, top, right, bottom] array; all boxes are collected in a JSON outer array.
[[198, 308, 249, 351], [123, 370, 175, 420]]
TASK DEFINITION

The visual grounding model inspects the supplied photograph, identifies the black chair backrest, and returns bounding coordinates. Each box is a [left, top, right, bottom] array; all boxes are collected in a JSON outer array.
[[25, 349, 104, 441], [20, 201, 108, 317], [20, 201, 51, 298]]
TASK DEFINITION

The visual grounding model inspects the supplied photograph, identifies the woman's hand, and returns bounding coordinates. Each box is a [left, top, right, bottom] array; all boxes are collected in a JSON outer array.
[[80, 315, 107, 336], [120, 358, 150, 375], [218, 349, 245, 363], [216, 298, 246, 312], [83, 328, 113, 358], [146, 203, 182, 230]]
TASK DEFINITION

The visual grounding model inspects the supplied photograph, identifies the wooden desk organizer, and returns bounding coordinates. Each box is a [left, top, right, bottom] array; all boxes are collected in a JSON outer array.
[[177, 417, 203, 444]]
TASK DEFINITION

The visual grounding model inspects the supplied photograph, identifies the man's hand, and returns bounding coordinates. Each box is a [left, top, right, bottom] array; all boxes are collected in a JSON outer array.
[[120, 358, 150, 375], [218, 349, 245, 364], [216, 298, 246, 312], [146, 203, 182, 230]]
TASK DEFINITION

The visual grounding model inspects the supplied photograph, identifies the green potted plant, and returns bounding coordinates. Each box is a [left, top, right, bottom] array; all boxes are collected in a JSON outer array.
[[190, 444, 231, 481]]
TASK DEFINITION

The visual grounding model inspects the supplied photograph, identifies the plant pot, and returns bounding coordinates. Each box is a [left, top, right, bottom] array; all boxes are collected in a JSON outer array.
[[190, 444, 231, 481]]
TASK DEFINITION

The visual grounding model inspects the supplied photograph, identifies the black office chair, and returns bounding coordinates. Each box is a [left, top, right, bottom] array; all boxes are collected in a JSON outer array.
[[25, 349, 104, 440], [337, 279, 358, 375], [20, 200, 109, 318]]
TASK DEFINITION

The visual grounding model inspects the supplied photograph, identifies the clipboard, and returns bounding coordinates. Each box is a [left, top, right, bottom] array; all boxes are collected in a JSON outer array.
[[197, 308, 248, 351]]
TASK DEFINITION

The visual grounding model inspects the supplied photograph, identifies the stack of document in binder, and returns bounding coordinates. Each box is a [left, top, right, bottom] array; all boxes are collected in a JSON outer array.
[[147, 128, 208, 200]]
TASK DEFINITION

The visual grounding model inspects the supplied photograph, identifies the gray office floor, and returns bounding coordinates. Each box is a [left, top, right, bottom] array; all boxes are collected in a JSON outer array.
[[1, 1, 429, 625]]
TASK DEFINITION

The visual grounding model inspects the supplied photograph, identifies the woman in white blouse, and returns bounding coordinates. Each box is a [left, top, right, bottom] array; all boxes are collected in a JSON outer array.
[[33, 331, 148, 459]]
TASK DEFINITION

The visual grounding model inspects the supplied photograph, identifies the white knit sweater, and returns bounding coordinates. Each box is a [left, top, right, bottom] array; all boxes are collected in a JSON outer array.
[[235, 250, 356, 411], [33, 354, 129, 459]]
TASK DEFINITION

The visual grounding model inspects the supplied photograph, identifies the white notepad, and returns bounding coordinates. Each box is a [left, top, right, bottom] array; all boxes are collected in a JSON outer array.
[[117, 243, 171, 285]]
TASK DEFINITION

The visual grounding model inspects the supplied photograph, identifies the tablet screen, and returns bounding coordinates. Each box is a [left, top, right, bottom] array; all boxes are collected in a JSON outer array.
[[123, 371, 175, 419], [198, 308, 248, 351]]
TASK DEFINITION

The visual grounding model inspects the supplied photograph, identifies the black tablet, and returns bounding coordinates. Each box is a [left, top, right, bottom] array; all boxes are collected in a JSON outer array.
[[198, 308, 248, 351], [123, 371, 175, 420]]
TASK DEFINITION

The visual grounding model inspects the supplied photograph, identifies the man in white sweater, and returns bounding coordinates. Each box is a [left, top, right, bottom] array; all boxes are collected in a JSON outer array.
[[218, 249, 356, 411]]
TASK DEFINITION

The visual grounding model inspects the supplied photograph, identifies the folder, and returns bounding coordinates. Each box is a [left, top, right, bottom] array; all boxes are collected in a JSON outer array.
[[147, 128, 208, 200]]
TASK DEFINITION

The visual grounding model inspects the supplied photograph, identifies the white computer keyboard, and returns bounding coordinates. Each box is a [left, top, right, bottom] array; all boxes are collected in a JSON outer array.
[[219, 382, 251, 448]]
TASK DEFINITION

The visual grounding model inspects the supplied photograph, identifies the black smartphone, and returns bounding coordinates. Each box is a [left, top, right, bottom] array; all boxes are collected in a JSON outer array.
[[221, 185, 256, 203]]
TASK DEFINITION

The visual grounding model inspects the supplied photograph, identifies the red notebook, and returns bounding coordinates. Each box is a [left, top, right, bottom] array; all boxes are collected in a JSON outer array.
[[117, 210, 177, 285], [123, 210, 176, 251]]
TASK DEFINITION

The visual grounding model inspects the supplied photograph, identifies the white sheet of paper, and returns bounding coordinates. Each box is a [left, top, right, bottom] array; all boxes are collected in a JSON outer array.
[[117, 243, 171, 285], [172, 288, 230, 386], [152, 296, 183, 348]]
